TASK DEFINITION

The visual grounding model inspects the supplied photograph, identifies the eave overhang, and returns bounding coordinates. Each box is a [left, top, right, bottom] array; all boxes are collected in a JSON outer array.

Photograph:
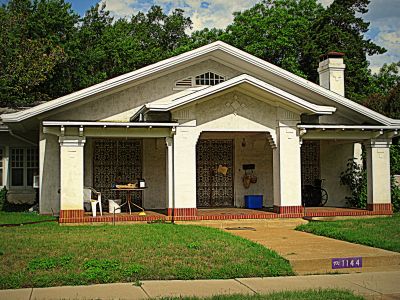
[[42, 121, 179, 128], [298, 124, 400, 140]]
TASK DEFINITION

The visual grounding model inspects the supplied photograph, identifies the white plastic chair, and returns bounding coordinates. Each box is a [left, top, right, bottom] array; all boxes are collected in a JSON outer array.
[[83, 187, 102, 217]]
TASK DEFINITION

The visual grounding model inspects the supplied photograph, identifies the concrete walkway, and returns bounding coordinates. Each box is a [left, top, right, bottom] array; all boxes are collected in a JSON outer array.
[[182, 218, 400, 274], [1, 271, 400, 300]]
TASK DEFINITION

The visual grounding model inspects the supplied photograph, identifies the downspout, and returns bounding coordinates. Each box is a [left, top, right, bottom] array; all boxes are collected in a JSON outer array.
[[9, 129, 37, 146]]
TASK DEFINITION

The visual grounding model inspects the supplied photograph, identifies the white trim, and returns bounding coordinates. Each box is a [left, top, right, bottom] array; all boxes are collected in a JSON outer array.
[[1, 41, 398, 125], [42, 121, 179, 127], [59, 136, 86, 147], [146, 74, 336, 115], [298, 125, 400, 130]]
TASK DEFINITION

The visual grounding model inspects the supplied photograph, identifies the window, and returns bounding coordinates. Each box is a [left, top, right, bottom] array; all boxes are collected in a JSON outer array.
[[11, 148, 38, 188], [0, 148, 3, 186], [174, 72, 226, 89], [195, 72, 225, 86]]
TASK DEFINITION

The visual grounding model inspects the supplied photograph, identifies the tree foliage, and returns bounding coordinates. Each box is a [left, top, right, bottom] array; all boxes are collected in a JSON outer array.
[[304, 0, 386, 101], [0, 1, 191, 107], [362, 62, 400, 118], [0, 0, 395, 109], [223, 0, 323, 77], [0, 0, 77, 107]]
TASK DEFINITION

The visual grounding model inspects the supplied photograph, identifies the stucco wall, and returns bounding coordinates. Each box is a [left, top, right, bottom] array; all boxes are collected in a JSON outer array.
[[84, 139, 93, 188], [48, 60, 241, 122], [142, 138, 167, 209], [320, 140, 354, 207], [171, 91, 280, 209], [39, 132, 60, 213]]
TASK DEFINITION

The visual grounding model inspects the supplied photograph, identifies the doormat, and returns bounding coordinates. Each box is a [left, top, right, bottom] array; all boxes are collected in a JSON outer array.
[[225, 227, 256, 231]]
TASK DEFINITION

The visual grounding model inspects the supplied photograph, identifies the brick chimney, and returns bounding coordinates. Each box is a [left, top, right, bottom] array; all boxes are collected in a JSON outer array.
[[317, 52, 346, 97]]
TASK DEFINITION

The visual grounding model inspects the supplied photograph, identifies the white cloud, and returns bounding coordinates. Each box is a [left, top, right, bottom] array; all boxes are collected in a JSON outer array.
[[318, 0, 333, 7], [100, 0, 135, 19]]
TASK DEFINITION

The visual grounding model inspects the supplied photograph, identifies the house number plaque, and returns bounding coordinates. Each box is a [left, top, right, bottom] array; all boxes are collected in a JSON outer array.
[[332, 257, 362, 269]]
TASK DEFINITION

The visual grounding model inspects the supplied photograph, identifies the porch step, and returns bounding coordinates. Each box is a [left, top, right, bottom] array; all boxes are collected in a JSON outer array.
[[291, 254, 400, 275], [176, 218, 308, 229]]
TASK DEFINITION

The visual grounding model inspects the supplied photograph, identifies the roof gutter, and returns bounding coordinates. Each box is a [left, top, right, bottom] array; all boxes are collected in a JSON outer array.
[[9, 129, 37, 146], [298, 125, 400, 130]]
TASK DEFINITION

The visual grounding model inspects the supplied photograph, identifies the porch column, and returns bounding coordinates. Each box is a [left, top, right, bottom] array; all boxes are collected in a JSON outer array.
[[273, 124, 303, 215], [365, 139, 392, 213], [170, 128, 200, 218], [165, 137, 173, 211], [59, 136, 86, 222]]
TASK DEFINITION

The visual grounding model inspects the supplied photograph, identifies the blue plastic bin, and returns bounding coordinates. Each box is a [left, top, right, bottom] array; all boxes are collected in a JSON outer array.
[[244, 195, 263, 209]]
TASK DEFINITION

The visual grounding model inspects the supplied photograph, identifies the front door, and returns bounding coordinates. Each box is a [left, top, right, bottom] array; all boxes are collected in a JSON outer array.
[[93, 139, 143, 207], [196, 139, 234, 207]]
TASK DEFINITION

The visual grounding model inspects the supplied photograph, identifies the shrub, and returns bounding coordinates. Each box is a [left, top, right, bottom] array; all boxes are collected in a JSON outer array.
[[391, 177, 400, 212], [340, 158, 367, 208], [0, 187, 7, 211]]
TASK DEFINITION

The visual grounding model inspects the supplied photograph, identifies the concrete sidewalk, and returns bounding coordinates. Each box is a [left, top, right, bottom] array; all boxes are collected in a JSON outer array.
[[1, 271, 400, 300], [184, 219, 400, 274]]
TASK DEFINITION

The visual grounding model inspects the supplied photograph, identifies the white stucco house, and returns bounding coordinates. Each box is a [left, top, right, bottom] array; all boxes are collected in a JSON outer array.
[[0, 42, 397, 223]]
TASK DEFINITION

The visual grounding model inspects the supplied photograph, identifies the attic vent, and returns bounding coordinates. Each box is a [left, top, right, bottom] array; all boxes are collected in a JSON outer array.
[[195, 72, 225, 86], [175, 77, 193, 88]]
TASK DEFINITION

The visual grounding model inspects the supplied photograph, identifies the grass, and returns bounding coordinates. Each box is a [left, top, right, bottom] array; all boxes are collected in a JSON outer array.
[[0, 215, 293, 289], [160, 289, 363, 300], [0, 211, 57, 225], [296, 214, 400, 252]]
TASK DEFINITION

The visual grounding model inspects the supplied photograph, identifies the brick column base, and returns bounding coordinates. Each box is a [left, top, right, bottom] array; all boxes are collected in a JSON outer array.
[[59, 209, 85, 223], [167, 208, 198, 218], [367, 203, 392, 213], [273, 205, 304, 217]]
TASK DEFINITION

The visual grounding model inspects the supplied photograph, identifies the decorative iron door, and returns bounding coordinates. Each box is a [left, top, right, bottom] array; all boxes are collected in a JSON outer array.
[[93, 139, 142, 207], [301, 140, 320, 187], [196, 139, 234, 207]]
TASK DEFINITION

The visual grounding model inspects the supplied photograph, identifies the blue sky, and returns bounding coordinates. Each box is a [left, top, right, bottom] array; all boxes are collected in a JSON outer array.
[[1, 0, 399, 73]]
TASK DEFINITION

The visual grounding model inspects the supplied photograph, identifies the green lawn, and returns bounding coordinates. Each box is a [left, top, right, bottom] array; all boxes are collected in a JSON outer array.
[[0, 215, 293, 289], [296, 214, 400, 252], [161, 289, 363, 300], [0, 211, 57, 225]]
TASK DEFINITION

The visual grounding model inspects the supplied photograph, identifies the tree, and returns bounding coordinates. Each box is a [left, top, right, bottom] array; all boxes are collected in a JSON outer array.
[[0, 0, 79, 107], [223, 0, 323, 77], [361, 62, 400, 117], [0, 0, 78, 107], [369, 62, 400, 96], [304, 0, 386, 101]]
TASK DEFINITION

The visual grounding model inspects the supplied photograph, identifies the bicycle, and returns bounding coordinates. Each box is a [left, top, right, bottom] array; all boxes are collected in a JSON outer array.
[[302, 179, 328, 207]]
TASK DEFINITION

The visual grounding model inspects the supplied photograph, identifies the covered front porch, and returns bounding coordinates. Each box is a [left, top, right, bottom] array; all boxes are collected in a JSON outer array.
[[42, 119, 395, 224]]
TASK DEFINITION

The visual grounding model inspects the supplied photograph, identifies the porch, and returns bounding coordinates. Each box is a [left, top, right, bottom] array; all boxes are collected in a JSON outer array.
[[59, 207, 391, 224]]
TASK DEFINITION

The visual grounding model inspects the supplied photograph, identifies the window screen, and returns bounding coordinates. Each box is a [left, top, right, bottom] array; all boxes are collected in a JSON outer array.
[[195, 72, 225, 86]]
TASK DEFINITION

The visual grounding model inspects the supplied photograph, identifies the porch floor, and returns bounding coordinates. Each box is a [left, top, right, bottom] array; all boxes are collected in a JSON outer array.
[[64, 206, 392, 224]]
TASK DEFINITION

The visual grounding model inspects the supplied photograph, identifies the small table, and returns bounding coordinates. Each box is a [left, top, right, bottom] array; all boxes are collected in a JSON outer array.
[[110, 188, 146, 215]]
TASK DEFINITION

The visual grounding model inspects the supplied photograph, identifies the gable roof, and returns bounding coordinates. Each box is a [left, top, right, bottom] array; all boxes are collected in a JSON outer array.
[[132, 74, 336, 119], [1, 41, 399, 126]]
